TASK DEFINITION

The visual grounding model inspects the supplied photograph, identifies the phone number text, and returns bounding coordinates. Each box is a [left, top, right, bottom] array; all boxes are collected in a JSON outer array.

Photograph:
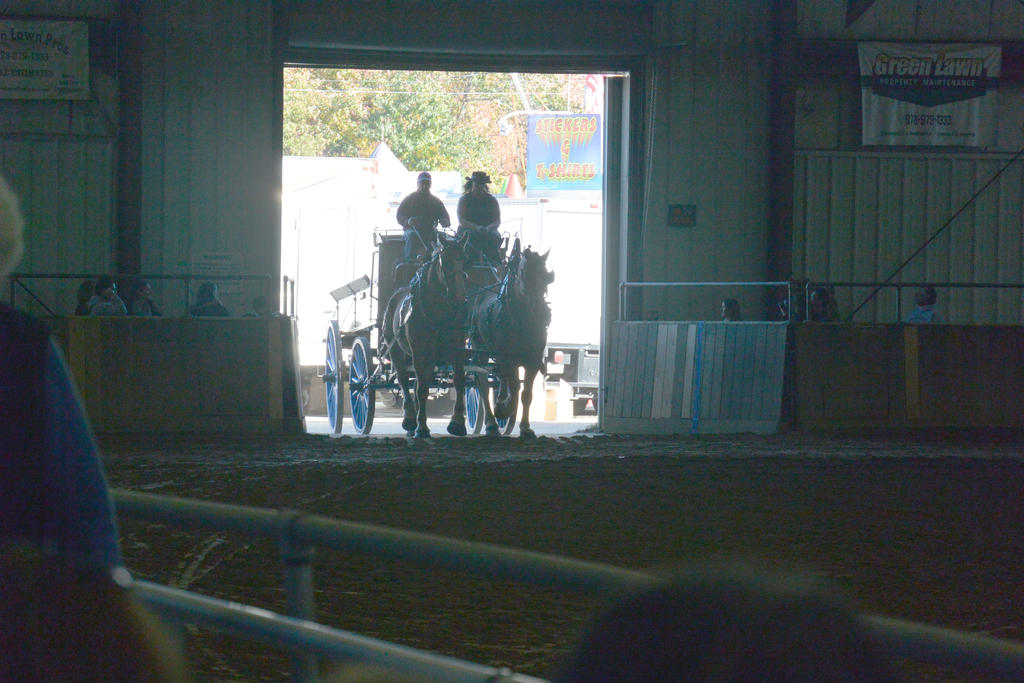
[[905, 114, 952, 126]]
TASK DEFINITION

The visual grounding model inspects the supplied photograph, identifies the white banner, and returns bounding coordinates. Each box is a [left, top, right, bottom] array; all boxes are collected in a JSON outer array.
[[0, 20, 89, 100], [859, 43, 1000, 147]]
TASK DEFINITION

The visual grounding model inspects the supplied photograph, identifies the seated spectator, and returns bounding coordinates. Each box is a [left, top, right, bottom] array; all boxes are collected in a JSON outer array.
[[905, 285, 941, 323], [128, 279, 162, 316], [778, 281, 810, 322], [88, 275, 128, 316], [1, 173, 122, 570], [0, 544, 191, 682], [721, 298, 742, 321], [189, 281, 230, 317], [809, 286, 840, 322], [553, 562, 897, 683], [74, 278, 94, 315]]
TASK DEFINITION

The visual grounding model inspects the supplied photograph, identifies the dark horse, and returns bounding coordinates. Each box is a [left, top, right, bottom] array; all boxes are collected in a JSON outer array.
[[468, 239, 554, 437], [381, 234, 471, 438]]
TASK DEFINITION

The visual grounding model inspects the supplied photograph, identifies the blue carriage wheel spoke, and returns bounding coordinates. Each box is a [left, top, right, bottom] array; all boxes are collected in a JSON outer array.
[[325, 324, 343, 434], [467, 386, 480, 431], [348, 337, 375, 434], [352, 347, 365, 379]]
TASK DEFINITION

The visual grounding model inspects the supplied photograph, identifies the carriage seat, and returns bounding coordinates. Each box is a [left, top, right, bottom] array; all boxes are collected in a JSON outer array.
[[392, 260, 420, 289]]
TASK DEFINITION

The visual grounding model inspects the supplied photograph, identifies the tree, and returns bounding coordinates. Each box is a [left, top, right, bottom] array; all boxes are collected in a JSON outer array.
[[283, 69, 588, 183]]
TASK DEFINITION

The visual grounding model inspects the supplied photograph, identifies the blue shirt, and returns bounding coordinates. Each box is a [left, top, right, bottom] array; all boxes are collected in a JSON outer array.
[[41, 339, 122, 568], [906, 305, 940, 323], [1, 322, 122, 570]]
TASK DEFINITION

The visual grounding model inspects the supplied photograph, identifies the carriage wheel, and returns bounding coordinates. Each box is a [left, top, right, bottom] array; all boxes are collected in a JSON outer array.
[[348, 336, 375, 435], [324, 323, 344, 434], [466, 385, 485, 435], [494, 386, 518, 435]]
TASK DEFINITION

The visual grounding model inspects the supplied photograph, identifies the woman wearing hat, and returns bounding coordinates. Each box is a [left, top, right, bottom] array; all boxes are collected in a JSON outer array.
[[457, 170, 503, 264]]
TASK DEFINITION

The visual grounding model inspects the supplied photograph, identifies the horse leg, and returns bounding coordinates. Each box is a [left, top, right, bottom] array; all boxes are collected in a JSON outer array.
[[488, 368, 519, 436], [493, 368, 516, 420], [519, 364, 540, 439], [392, 351, 417, 436], [477, 369, 500, 436], [396, 370, 417, 436], [412, 356, 431, 438], [447, 358, 467, 436]]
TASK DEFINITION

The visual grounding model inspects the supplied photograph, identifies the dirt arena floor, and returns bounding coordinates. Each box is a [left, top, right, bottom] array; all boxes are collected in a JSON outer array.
[[101, 428, 1024, 682]]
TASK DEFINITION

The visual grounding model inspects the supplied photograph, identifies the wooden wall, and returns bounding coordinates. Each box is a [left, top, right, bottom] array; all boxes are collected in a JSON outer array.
[[56, 316, 303, 435], [792, 323, 1024, 430], [605, 320, 1024, 434], [603, 321, 788, 434]]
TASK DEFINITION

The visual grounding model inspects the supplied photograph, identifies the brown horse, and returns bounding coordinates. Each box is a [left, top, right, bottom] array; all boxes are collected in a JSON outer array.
[[468, 239, 554, 437], [381, 234, 471, 438]]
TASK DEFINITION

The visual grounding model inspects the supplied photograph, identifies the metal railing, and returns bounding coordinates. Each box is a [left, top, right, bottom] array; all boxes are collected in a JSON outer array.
[[283, 275, 297, 318], [618, 280, 1024, 324], [619, 281, 792, 322], [8, 272, 274, 317], [133, 581, 544, 683], [113, 489, 1024, 682], [809, 281, 1024, 323]]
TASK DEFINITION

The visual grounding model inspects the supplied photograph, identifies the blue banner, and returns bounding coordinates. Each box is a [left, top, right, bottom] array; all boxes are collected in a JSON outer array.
[[526, 114, 602, 193]]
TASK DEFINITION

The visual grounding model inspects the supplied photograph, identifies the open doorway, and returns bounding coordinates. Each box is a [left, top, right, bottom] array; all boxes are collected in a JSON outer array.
[[281, 68, 605, 435]]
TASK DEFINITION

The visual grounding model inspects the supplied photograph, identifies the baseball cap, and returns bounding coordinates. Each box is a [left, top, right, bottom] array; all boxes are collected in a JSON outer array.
[[417, 171, 431, 182]]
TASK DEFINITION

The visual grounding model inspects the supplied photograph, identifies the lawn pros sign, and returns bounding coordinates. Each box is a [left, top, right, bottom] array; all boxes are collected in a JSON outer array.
[[526, 114, 602, 194], [859, 43, 1001, 147], [0, 20, 88, 100]]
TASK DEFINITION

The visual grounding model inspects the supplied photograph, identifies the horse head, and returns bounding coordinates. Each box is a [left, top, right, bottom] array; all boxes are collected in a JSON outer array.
[[429, 233, 470, 305], [515, 247, 555, 299]]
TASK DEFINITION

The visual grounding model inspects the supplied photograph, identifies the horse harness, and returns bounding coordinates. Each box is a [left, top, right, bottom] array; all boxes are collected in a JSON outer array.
[[469, 251, 551, 362], [393, 245, 468, 356]]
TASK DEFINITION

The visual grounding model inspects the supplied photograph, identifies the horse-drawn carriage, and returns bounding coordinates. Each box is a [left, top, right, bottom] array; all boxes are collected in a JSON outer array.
[[322, 227, 553, 438]]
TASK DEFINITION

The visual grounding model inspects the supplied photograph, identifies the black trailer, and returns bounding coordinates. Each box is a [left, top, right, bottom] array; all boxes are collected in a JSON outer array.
[[545, 342, 600, 415]]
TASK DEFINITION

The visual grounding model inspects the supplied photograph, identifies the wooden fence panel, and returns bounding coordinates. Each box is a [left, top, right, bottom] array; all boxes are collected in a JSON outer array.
[[604, 322, 788, 434]]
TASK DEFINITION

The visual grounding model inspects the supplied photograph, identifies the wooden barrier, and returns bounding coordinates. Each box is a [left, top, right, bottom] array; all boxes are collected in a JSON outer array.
[[603, 322, 789, 434], [54, 316, 304, 435], [791, 324, 1024, 430], [50, 318, 1022, 435]]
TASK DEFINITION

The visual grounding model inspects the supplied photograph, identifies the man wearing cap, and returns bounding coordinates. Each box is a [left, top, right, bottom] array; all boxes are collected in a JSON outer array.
[[457, 170, 503, 264], [396, 171, 451, 262]]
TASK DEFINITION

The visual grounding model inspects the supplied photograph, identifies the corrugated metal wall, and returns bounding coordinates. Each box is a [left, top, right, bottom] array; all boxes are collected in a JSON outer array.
[[793, 1, 1024, 326], [793, 151, 1024, 324], [1, 139, 114, 315], [138, 0, 278, 316], [638, 0, 772, 322], [798, 0, 1024, 41], [1, 2, 278, 317]]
